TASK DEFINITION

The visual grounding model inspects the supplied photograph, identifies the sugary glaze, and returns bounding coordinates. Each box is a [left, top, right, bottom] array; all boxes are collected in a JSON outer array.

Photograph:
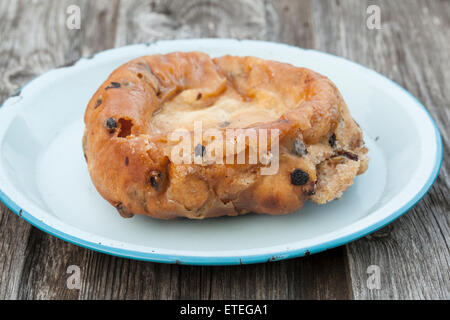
[[83, 52, 369, 219]]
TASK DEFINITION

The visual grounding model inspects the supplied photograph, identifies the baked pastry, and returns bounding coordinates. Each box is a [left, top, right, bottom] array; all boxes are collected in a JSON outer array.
[[83, 52, 369, 219]]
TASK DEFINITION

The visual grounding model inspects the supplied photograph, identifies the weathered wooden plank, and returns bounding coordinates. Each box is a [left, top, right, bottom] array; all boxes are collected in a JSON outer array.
[[0, 0, 65, 300], [0, 0, 120, 299], [0, 1, 31, 300], [76, 247, 350, 300], [114, 0, 283, 46], [179, 247, 351, 300], [311, 0, 450, 299], [276, 0, 314, 49]]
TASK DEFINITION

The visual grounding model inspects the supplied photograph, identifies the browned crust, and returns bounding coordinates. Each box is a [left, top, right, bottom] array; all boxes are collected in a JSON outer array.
[[83, 52, 369, 219]]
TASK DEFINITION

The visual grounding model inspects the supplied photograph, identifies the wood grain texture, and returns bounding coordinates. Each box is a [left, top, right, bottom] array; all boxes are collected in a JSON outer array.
[[0, 0, 76, 299], [0, 0, 448, 300], [0, 0, 121, 300]]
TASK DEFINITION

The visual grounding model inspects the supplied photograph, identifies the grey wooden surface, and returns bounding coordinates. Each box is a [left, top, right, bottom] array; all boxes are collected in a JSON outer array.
[[0, 0, 448, 300]]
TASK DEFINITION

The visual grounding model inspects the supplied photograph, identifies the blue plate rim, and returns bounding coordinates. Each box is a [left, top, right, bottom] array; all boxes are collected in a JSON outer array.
[[0, 39, 443, 265]]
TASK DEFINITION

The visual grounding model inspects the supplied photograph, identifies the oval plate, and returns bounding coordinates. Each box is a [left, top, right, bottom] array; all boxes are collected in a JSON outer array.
[[0, 39, 442, 265]]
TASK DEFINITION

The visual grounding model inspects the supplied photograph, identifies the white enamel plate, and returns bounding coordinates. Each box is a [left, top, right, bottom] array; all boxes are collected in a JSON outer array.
[[0, 39, 442, 265]]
